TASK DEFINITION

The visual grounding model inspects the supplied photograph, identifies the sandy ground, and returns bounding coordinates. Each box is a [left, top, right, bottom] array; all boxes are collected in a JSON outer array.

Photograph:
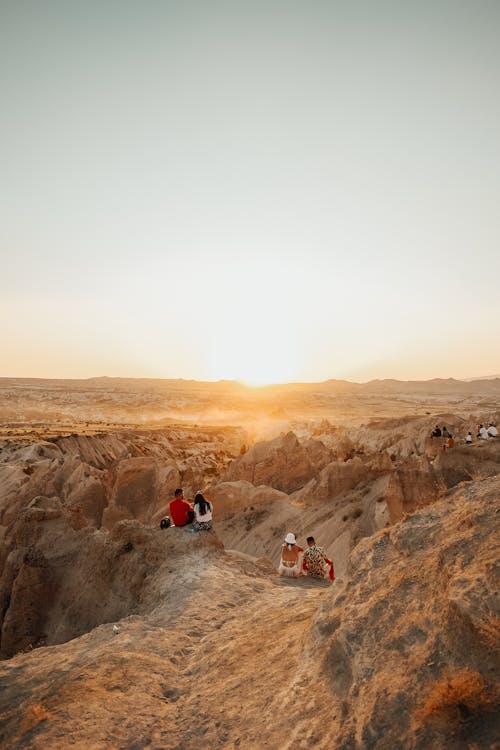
[[0, 532, 334, 750]]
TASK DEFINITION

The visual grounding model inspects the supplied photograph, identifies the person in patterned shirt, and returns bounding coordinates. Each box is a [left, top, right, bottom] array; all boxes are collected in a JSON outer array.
[[302, 536, 334, 580]]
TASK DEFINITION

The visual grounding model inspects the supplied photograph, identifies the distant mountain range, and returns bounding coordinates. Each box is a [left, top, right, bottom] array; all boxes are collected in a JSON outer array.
[[464, 374, 500, 381], [1, 375, 500, 395]]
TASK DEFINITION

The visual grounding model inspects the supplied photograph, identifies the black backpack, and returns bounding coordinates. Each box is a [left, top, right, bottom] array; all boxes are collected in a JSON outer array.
[[160, 517, 171, 529]]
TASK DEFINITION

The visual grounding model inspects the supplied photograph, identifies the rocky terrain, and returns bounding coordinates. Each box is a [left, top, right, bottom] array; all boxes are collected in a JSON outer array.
[[0, 377, 499, 748], [0, 478, 498, 749]]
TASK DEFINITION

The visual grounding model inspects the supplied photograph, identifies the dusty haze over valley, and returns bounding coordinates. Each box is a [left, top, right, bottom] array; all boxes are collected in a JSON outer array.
[[3, 374, 500, 437], [0, 376, 499, 749]]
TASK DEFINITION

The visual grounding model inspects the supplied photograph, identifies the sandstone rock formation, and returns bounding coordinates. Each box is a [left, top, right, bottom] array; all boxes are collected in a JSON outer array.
[[1, 399, 499, 749], [308, 475, 500, 750], [0, 427, 243, 532], [432, 439, 500, 488], [208, 479, 289, 520], [0, 508, 223, 658], [382, 456, 442, 522], [224, 431, 332, 493], [0, 475, 497, 750]]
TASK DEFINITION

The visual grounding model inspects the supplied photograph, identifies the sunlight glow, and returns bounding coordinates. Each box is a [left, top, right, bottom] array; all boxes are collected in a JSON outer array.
[[1, 3, 499, 381]]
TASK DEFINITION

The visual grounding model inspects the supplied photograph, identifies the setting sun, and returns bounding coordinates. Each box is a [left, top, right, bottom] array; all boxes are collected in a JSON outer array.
[[1, 0, 499, 385], [204, 326, 301, 386]]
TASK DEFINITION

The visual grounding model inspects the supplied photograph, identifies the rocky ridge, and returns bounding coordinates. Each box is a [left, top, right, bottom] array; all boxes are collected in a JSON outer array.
[[0, 406, 499, 748], [2, 416, 500, 659], [0, 475, 498, 749]]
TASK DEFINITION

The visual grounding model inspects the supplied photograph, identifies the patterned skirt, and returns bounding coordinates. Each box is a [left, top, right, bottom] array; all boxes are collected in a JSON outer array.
[[193, 520, 213, 531]]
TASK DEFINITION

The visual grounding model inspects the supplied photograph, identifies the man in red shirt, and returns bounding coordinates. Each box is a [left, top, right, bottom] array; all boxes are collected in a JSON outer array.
[[169, 488, 194, 527]]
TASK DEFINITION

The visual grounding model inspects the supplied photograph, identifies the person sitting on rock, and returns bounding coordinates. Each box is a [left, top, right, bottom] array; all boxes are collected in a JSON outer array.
[[278, 533, 303, 578], [192, 492, 213, 531], [466, 431, 473, 444], [488, 423, 498, 437], [169, 488, 195, 527], [302, 536, 334, 580], [431, 425, 442, 438], [478, 424, 490, 440]]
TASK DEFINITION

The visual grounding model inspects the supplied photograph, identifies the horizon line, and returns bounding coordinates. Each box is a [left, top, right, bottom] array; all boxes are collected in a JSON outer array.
[[1, 374, 500, 387]]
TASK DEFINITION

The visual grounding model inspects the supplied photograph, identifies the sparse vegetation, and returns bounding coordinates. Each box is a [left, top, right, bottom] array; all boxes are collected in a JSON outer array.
[[416, 670, 499, 727], [19, 703, 52, 734]]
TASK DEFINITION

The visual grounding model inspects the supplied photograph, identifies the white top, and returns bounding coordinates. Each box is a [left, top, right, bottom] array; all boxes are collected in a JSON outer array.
[[466, 433, 472, 442], [479, 427, 489, 439], [194, 502, 212, 522], [488, 425, 498, 437]]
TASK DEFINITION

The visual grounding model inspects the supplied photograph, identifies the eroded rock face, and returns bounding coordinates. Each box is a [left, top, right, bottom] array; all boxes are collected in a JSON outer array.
[[0, 474, 497, 750], [0, 509, 223, 658], [213, 429, 500, 577], [0, 428, 241, 658], [309, 476, 500, 750], [224, 431, 332, 493], [383, 456, 443, 522], [3, 423, 498, 656], [101, 457, 178, 529], [432, 439, 500, 488], [208, 480, 289, 520], [290, 453, 392, 506], [0, 428, 242, 531]]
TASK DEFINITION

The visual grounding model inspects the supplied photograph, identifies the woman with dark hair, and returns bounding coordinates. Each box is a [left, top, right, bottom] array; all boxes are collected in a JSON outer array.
[[193, 492, 213, 531]]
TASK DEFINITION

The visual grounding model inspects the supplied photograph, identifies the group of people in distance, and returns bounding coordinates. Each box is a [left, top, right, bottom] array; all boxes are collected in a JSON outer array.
[[431, 423, 498, 447], [475, 423, 497, 440], [168, 488, 213, 531], [430, 424, 456, 449], [278, 532, 334, 581]]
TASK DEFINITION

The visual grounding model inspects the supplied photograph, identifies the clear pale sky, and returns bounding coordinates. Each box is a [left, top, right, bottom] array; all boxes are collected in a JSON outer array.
[[1, 1, 499, 384]]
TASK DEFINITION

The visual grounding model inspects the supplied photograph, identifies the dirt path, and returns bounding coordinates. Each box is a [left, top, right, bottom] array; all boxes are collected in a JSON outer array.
[[151, 550, 334, 749], [0, 546, 335, 750]]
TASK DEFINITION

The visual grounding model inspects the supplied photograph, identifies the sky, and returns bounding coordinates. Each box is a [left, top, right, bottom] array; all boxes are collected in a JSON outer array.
[[1, 0, 499, 385]]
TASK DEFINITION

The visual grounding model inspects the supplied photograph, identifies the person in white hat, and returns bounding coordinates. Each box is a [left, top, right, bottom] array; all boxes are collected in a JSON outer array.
[[278, 532, 304, 577]]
